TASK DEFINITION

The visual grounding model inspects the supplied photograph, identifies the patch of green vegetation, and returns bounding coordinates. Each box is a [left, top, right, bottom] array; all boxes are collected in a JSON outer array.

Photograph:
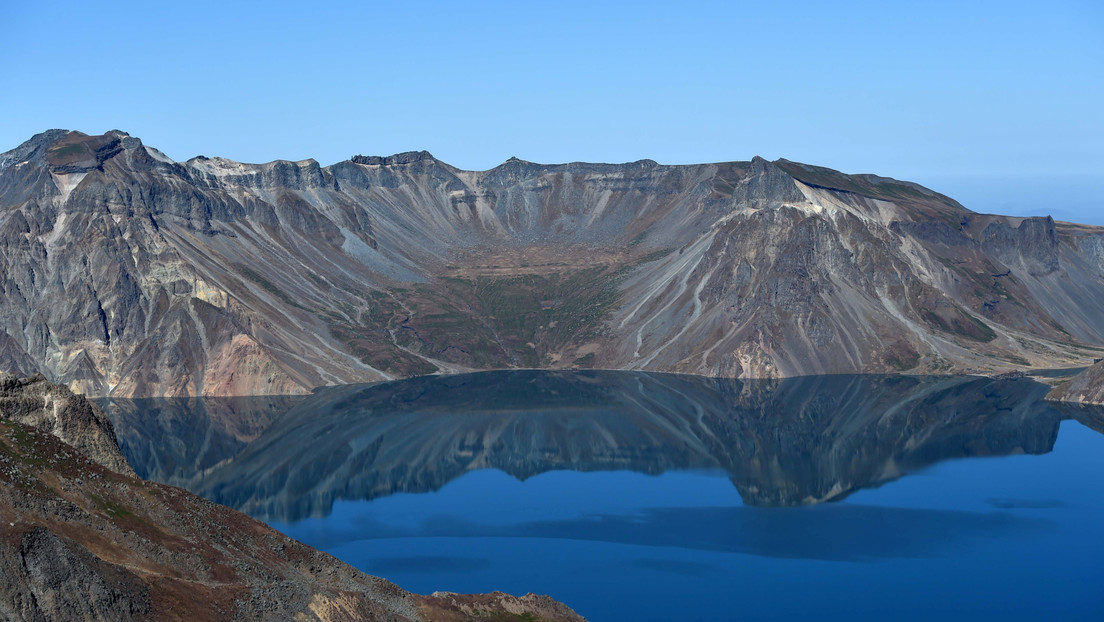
[[367, 288, 394, 300], [91, 493, 132, 518], [989, 276, 1012, 299], [233, 263, 311, 311], [384, 266, 626, 370], [712, 178, 736, 196], [875, 181, 941, 204], [628, 248, 673, 268], [927, 357, 954, 372], [884, 341, 921, 371], [48, 143, 86, 158], [518, 342, 540, 368], [0, 423, 57, 496], [7, 424, 46, 468], [773, 161, 868, 195], [545, 268, 622, 339], [304, 270, 330, 289], [328, 322, 438, 376], [774, 160, 963, 217], [960, 309, 998, 343], [921, 305, 997, 343], [572, 352, 596, 368], [359, 293, 402, 326], [330, 259, 656, 375]]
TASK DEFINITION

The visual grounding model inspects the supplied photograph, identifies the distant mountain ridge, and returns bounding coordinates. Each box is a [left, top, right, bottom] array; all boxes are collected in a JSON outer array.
[[1, 129, 1103, 397]]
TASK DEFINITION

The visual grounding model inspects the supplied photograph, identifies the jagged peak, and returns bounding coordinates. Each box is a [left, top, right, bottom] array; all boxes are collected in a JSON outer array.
[[485, 155, 661, 173], [15, 130, 133, 174], [185, 155, 322, 176], [350, 150, 436, 166], [5, 130, 329, 173], [0, 129, 173, 176], [0, 129, 74, 171], [187, 154, 319, 166]]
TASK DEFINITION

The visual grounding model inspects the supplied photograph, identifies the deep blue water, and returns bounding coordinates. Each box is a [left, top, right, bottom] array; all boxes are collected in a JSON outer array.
[[270, 422, 1104, 621], [103, 371, 1104, 621]]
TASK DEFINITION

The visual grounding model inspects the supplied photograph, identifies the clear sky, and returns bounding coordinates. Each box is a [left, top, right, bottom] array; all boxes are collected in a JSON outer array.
[[2, 0, 1102, 223]]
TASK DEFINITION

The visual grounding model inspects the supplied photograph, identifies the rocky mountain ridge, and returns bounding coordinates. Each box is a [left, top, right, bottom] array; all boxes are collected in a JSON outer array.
[[0, 371, 133, 475], [2, 130, 1103, 397]]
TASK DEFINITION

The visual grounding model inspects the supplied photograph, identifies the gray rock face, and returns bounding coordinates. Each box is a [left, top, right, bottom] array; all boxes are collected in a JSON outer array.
[[1047, 360, 1104, 405], [1, 130, 1103, 397], [0, 527, 151, 622], [0, 372, 134, 475]]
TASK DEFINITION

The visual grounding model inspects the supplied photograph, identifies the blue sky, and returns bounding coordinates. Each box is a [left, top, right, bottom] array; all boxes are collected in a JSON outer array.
[[2, 1, 1101, 222]]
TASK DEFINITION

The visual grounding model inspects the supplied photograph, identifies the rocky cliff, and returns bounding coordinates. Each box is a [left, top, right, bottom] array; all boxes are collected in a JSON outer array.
[[0, 371, 133, 475], [1047, 360, 1104, 405], [0, 375, 585, 621], [2, 130, 1103, 397]]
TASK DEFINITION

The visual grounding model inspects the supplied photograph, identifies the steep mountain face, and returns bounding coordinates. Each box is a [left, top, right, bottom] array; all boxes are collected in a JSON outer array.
[[2, 130, 1103, 397]]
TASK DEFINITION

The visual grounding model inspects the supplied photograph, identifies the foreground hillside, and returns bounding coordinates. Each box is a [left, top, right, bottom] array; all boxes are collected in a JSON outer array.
[[0, 373, 584, 621], [2, 130, 1103, 397], [0, 371, 133, 475]]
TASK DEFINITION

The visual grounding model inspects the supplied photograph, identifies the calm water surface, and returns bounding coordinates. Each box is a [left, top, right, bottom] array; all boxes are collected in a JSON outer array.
[[103, 371, 1104, 621]]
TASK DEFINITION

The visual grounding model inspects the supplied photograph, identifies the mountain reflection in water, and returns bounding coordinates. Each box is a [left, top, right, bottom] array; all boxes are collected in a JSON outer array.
[[102, 370, 1103, 522]]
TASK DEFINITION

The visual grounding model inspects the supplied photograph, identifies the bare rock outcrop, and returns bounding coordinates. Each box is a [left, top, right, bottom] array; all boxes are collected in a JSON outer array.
[[418, 591, 586, 622], [0, 372, 134, 475], [0, 526, 151, 622], [1047, 360, 1104, 405]]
